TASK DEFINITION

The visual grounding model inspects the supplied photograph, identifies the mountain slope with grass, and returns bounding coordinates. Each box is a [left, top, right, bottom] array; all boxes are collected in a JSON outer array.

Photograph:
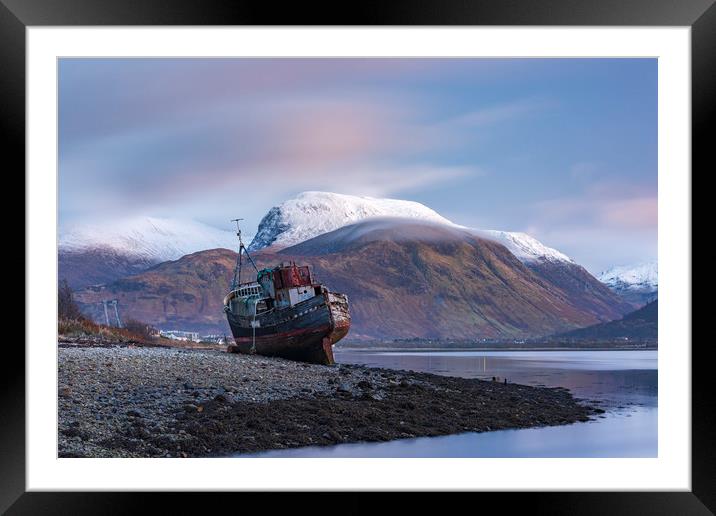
[[74, 220, 631, 339], [554, 300, 657, 340]]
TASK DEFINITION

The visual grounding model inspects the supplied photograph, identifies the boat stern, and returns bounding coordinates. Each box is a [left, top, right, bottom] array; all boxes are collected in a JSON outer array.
[[326, 291, 351, 345]]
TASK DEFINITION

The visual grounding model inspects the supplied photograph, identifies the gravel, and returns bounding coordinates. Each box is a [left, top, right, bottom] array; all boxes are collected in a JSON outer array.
[[58, 346, 597, 458]]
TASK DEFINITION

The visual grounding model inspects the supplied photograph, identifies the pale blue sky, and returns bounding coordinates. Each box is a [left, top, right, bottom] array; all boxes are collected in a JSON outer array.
[[59, 58, 657, 272]]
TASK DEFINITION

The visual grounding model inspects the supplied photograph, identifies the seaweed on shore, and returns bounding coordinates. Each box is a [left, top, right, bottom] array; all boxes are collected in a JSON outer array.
[[96, 372, 595, 458]]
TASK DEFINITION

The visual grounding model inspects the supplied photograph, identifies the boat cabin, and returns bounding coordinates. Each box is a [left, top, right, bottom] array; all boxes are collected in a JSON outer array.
[[224, 262, 324, 317]]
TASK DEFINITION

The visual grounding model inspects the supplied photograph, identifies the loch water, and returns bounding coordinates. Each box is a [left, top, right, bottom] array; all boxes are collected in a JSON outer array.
[[241, 349, 657, 458]]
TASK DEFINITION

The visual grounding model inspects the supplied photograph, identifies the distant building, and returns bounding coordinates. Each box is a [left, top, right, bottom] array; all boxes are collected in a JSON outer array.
[[159, 330, 200, 342], [199, 334, 226, 345]]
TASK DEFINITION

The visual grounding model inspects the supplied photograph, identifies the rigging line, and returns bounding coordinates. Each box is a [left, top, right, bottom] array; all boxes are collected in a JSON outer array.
[[230, 218, 245, 288], [241, 243, 260, 274]]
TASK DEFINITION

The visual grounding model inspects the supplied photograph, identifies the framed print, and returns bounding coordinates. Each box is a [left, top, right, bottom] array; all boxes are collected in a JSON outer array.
[[6, 0, 712, 512]]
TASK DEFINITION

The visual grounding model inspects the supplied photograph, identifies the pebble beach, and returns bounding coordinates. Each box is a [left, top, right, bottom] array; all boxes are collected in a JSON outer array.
[[58, 345, 599, 457]]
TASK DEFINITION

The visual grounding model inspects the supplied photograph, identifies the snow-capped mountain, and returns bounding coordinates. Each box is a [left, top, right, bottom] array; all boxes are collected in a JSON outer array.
[[67, 193, 633, 335], [59, 192, 579, 294], [598, 261, 658, 292], [61, 193, 573, 268], [248, 191, 574, 265], [476, 230, 573, 264], [245, 192, 632, 323], [59, 216, 239, 288], [598, 261, 658, 307], [248, 191, 454, 251], [60, 216, 238, 262]]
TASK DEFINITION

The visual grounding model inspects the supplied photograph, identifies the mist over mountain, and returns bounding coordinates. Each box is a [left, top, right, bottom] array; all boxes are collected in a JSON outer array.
[[60, 192, 579, 289], [59, 216, 237, 289], [248, 191, 454, 251], [249, 191, 576, 265], [60, 216, 237, 260], [278, 218, 630, 338], [73, 217, 631, 339], [65, 191, 638, 339]]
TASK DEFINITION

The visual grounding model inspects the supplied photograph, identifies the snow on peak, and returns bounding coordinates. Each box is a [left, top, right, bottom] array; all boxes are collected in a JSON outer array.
[[475, 230, 574, 264], [59, 216, 238, 262], [59, 193, 576, 268], [249, 191, 574, 265], [248, 191, 455, 251], [598, 261, 658, 291]]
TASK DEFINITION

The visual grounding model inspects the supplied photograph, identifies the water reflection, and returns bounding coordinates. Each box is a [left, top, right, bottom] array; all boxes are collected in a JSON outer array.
[[243, 406, 657, 458], [336, 350, 658, 410], [238, 350, 658, 458]]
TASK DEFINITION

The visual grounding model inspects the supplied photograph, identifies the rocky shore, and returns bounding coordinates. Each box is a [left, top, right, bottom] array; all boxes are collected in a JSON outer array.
[[58, 346, 599, 458]]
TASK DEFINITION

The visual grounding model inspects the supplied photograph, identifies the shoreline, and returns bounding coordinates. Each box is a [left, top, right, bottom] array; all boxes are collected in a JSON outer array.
[[337, 346, 657, 352], [59, 346, 600, 458]]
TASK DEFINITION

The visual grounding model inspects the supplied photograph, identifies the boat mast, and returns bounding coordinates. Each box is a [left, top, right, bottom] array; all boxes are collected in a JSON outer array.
[[230, 218, 259, 289]]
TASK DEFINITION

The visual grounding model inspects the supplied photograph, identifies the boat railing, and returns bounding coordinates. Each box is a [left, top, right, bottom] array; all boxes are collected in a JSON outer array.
[[223, 282, 264, 307], [234, 282, 263, 297]]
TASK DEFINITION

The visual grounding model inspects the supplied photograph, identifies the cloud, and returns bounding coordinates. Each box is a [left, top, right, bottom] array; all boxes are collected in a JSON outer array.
[[526, 225, 657, 274], [58, 58, 656, 271], [534, 195, 657, 230], [143, 163, 476, 237], [517, 178, 657, 272], [59, 66, 509, 223], [59, 58, 493, 149], [599, 197, 657, 229], [445, 98, 551, 128]]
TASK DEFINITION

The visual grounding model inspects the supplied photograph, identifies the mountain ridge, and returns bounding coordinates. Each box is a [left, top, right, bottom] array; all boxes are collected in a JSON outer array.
[[598, 261, 658, 307], [60, 192, 578, 284], [59, 216, 237, 289], [60, 216, 237, 261], [248, 191, 454, 251], [554, 300, 657, 341], [74, 219, 631, 339], [248, 191, 575, 267]]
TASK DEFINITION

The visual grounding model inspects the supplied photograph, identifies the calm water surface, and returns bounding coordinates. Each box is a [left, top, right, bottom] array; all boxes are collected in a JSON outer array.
[[242, 349, 657, 458]]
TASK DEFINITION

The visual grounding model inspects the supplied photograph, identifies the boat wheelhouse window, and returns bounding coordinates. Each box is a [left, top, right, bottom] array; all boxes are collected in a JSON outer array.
[[238, 285, 262, 297]]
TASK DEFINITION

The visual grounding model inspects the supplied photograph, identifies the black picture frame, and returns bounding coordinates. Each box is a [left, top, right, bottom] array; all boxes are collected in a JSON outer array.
[[5, 0, 711, 513]]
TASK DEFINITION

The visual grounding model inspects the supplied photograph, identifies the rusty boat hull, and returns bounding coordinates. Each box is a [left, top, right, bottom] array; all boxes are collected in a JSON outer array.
[[226, 291, 350, 365]]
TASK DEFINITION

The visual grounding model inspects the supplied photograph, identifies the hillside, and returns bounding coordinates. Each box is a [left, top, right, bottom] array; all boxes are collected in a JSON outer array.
[[523, 259, 633, 326], [248, 191, 453, 251], [248, 191, 577, 266], [74, 248, 238, 334], [598, 261, 658, 308], [555, 300, 657, 340], [59, 216, 237, 289], [59, 249, 157, 290], [74, 220, 631, 339], [276, 219, 630, 339]]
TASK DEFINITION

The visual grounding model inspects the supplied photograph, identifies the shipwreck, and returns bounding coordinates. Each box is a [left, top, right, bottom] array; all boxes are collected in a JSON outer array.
[[223, 219, 350, 365]]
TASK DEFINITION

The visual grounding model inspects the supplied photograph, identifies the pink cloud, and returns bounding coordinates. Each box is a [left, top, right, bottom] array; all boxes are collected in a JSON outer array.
[[531, 182, 657, 231], [599, 197, 657, 229], [264, 100, 400, 166]]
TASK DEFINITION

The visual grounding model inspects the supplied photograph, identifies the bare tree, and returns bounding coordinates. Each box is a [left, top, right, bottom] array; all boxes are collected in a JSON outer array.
[[123, 319, 157, 341], [58, 279, 82, 320]]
